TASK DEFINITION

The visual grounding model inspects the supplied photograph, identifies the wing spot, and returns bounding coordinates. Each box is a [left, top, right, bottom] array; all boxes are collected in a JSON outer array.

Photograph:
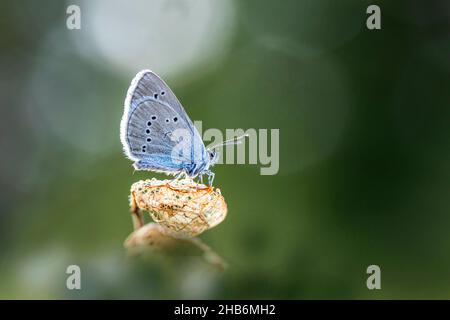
[[147, 121, 152, 126], [154, 93, 158, 99], [147, 138, 152, 142], [151, 116, 157, 120], [142, 145, 146, 152], [161, 91, 165, 96], [173, 117, 178, 122], [165, 119, 170, 123], [146, 129, 150, 134]]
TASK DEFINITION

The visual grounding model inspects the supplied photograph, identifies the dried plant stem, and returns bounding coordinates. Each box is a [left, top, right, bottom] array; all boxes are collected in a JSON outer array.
[[130, 191, 144, 230]]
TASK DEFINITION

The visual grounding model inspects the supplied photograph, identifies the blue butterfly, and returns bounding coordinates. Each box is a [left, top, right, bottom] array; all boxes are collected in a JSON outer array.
[[120, 70, 243, 185]]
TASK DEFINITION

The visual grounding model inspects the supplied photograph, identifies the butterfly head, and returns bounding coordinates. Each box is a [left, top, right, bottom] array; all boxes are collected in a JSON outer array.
[[208, 149, 219, 166]]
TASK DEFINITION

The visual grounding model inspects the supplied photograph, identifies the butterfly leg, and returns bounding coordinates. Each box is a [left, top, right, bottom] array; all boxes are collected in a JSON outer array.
[[176, 169, 190, 180], [174, 171, 183, 180], [206, 170, 215, 186], [129, 191, 144, 230]]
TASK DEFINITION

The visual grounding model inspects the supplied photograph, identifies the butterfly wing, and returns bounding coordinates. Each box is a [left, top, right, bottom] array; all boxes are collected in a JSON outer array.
[[120, 70, 207, 174]]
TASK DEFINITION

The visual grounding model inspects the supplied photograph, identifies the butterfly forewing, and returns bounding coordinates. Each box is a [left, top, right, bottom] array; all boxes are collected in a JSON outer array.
[[128, 71, 191, 121]]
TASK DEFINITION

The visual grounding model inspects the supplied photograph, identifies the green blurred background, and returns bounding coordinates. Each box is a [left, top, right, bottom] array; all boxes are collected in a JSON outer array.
[[1, 0, 450, 299]]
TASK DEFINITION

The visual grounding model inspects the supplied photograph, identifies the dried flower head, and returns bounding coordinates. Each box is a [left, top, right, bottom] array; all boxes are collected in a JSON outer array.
[[129, 178, 227, 238]]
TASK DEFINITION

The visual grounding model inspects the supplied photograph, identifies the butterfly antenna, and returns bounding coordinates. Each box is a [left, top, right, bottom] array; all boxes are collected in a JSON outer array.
[[209, 134, 249, 150]]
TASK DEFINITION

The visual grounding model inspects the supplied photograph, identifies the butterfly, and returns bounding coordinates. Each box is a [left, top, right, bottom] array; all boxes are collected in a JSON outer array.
[[120, 70, 244, 186]]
